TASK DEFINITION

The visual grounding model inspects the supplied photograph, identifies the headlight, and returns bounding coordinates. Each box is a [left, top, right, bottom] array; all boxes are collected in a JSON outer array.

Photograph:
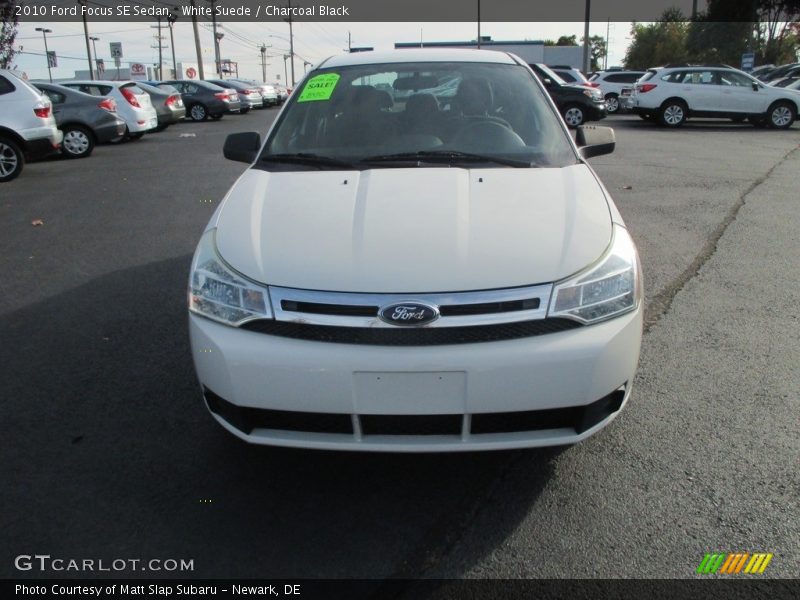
[[188, 229, 273, 326], [548, 225, 642, 324]]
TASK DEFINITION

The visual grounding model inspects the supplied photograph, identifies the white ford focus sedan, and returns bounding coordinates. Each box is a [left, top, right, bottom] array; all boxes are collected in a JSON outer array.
[[188, 49, 643, 452]]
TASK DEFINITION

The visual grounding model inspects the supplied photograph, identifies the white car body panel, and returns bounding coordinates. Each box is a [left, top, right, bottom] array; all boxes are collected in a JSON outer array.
[[0, 70, 62, 146], [214, 165, 612, 293]]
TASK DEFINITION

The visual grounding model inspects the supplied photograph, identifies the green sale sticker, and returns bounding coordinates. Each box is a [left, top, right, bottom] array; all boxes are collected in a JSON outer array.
[[297, 73, 341, 102]]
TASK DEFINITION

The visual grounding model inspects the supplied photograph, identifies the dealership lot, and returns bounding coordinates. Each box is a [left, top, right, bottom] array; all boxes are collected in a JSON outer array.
[[1, 112, 798, 579]]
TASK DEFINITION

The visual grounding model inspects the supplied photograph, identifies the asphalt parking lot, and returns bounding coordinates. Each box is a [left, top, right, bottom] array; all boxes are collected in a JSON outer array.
[[1, 111, 798, 583]]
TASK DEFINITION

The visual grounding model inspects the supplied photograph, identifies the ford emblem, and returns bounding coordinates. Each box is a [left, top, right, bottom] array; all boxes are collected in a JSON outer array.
[[378, 302, 440, 326]]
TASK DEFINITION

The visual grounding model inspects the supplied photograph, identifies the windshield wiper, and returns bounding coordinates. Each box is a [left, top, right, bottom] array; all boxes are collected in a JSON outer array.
[[261, 153, 356, 169], [360, 150, 532, 168]]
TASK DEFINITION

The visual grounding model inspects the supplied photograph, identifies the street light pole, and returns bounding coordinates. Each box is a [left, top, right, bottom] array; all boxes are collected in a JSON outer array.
[[190, 0, 204, 79], [36, 28, 53, 83], [287, 0, 295, 86], [283, 54, 289, 86], [79, 1, 94, 80], [260, 44, 268, 83], [582, 0, 591, 74], [168, 14, 178, 79], [89, 36, 99, 78]]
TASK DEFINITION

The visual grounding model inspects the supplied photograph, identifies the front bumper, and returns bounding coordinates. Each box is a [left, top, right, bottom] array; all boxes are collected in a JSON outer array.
[[189, 306, 642, 451]]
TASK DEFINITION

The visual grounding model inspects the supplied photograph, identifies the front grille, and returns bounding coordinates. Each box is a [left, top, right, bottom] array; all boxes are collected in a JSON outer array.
[[360, 414, 462, 436], [205, 387, 626, 438], [281, 300, 377, 317], [240, 318, 581, 346], [205, 389, 353, 435], [439, 297, 540, 316], [471, 389, 626, 435]]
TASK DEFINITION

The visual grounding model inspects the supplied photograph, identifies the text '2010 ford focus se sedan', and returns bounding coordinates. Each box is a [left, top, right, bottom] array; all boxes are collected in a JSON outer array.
[[188, 49, 643, 452]]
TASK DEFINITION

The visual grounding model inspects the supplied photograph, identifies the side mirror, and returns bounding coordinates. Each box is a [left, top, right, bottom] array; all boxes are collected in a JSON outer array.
[[576, 125, 615, 159], [223, 132, 261, 163], [752, 81, 759, 91]]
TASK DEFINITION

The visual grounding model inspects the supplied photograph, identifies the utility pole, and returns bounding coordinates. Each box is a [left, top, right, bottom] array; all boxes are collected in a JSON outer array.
[[151, 16, 164, 80], [692, 0, 698, 20], [167, 14, 178, 79], [260, 44, 269, 82], [206, 0, 222, 76], [36, 28, 53, 83], [287, 0, 295, 86], [283, 54, 289, 86], [190, 0, 204, 79], [604, 19, 610, 70], [79, 1, 94, 80], [477, 0, 481, 49], [348, 31, 351, 52], [582, 0, 591, 74]]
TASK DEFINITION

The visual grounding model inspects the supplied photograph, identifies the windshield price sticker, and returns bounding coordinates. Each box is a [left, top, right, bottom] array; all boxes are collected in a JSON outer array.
[[298, 73, 340, 102]]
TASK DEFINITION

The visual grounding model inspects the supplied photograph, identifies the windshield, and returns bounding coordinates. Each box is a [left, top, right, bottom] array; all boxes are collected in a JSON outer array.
[[261, 61, 576, 169]]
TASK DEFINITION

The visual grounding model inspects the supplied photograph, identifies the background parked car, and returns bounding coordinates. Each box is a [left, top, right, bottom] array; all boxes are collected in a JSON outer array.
[[229, 78, 280, 106], [548, 65, 596, 89], [59, 80, 157, 141], [33, 82, 126, 159], [162, 80, 241, 121], [762, 62, 800, 84], [0, 69, 62, 182], [137, 82, 186, 131], [588, 70, 646, 113], [770, 76, 800, 89], [206, 79, 262, 111], [529, 63, 607, 127]]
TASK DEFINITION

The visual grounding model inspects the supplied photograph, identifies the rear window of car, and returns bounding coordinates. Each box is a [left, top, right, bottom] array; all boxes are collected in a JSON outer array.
[[606, 73, 642, 83], [639, 70, 658, 83], [122, 84, 146, 95], [72, 84, 112, 96], [42, 89, 66, 104], [556, 71, 576, 82], [0, 75, 15, 95]]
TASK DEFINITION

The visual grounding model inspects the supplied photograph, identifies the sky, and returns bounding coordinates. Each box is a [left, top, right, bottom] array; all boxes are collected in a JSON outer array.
[[11, 20, 637, 83]]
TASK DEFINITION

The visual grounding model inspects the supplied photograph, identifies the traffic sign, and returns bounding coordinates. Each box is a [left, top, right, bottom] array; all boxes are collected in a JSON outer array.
[[110, 42, 123, 59], [186, 67, 197, 79], [741, 52, 755, 71]]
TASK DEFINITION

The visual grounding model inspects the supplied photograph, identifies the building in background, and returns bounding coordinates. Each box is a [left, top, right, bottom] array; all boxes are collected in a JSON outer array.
[[395, 37, 583, 69]]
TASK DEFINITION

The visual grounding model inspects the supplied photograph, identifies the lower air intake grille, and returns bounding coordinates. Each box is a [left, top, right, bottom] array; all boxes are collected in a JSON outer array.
[[205, 389, 353, 435], [240, 318, 581, 346]]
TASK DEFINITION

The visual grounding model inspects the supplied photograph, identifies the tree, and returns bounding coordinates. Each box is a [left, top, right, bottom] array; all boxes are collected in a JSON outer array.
[[755, 0, 800, 64], [556, 35, 577, 46], [624, 8, 689, 69], [0, 0, 20, 69], [583, 35, 607, 71]]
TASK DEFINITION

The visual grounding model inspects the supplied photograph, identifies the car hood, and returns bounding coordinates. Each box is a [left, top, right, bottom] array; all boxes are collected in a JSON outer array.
[[214, 164, 612, 293]]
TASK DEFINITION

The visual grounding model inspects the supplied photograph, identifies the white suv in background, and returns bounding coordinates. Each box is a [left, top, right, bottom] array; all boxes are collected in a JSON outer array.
[[632, 64, 799, 128], [589, 70, 646, 113], [0, 69, 62, 182]]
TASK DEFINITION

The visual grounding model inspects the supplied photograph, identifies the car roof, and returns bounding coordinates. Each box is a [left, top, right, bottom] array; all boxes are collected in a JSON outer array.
[[62, 80, 135, 86], [319, 49, 518, 69]]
